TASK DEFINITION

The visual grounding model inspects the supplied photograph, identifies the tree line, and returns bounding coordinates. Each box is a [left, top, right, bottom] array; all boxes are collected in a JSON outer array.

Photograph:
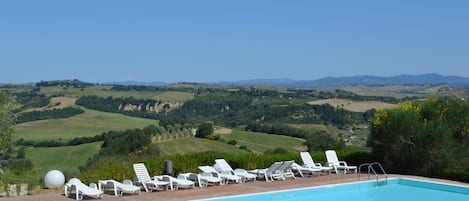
[[76, 93, 373, 128], [13, 90, 49, 110], [35, 79, 92, 88], [0, 91, 33, 175], [75, 95, 172, 113], [16, 107, 84, 123]]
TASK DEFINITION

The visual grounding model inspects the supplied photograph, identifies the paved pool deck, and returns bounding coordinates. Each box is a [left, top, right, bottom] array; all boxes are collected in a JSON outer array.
[[1, 174, 467, 201]]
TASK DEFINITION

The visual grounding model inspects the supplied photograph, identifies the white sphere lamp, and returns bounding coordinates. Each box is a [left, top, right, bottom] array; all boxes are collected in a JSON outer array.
[[44, 170, 65, 188]]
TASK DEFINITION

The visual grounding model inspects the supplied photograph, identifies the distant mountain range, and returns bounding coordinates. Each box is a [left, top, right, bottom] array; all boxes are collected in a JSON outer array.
[[108, 73, 469, 88], [266, 73, 469, 88], [106, 81, 169, 86]]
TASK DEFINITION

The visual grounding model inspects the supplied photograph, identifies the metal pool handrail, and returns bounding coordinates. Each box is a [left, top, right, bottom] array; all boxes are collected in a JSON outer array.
[[358, 162, 388, 185]]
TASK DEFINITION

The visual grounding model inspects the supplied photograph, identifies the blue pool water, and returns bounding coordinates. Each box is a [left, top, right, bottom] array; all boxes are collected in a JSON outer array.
[[196, 178, 469, 201]]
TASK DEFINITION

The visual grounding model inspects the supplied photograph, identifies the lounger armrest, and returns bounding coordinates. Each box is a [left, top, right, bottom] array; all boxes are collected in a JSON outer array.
[[154, 176, 164, 181], [159, 176, 173, 182], [176, 175, 187, 180], [234, 168, 247, 173], [315, 163, 323, 167], [220, 170, 235, 175], [338, 161, 348, 166], [123, 179, 134, 186], [201, 172, 215, 177]]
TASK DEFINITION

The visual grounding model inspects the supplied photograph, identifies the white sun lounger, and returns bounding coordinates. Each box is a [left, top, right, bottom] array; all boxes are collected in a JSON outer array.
[[133, 163, 171, 192], [97, 179, 140, 196], [300, 151, 333, 174], [291, 162, 322, 177], [65, 178, 103, 200], [214, 159, 257, 182], [325, 150, 357, 174], [155, 175, 195, 190], [199, 165, 242, 184], [275, 160, 296, 180], [179, 172, 222, 187], [248, 161, 283, 182]]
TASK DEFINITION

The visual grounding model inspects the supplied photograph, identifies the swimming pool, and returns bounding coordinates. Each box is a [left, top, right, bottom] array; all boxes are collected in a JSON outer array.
[[194, 178, 469, 201]]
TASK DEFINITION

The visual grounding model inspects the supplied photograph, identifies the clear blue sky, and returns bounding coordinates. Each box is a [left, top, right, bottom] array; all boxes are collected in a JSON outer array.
[[1, 0, 468, 83]]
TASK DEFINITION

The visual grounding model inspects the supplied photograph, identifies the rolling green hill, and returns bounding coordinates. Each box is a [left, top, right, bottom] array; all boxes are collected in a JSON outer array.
[[219, 129, 306, 153], [15, 107, 158, 141], [26, 142, 102, 175], [156, 138, 250, 155], [5, 142, 102, 186]]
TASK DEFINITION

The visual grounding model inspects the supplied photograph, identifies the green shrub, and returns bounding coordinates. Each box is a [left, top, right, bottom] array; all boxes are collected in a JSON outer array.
[[206, 134, 220, 140], [0, 160, 9, 169], [431, 168, 469, 183], [195, 122, 214, 138], [227, 140, 237, 145], [264, 148, 288, 154], [10, 159, 33, 175]]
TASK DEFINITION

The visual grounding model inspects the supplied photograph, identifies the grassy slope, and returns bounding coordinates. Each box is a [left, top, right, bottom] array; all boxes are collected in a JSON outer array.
[[340, 85, 426, 98], [219, 129, 306, 153], [156, 138, 249, 155], [26, 142, 101, 174], [15, 107, 158, 141], [4, 142, 101, 186], [308, 98, 397, 112]]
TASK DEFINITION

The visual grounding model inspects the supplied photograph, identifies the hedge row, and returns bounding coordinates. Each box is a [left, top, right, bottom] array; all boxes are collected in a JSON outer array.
[[76, 150, 372, 184]]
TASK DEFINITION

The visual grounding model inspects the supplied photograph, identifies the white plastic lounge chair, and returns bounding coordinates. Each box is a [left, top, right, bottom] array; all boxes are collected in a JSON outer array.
[[199, 165, 242, 184], [179, 172, 222, 187], [97, 179, 140, 196], [155, 175, 195, 190], [275, 160, 296, 180], [248, 161, 283, 182], [214, 159, 257, 182], [133, 163, 170, 192], [291, 162, 322, 177], [325, 150, 357, 174], [300, 151, 333, 173], [65, 178, 103, 200]]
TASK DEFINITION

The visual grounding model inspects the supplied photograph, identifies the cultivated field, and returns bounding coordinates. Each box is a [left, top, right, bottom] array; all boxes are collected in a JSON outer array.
[[219, 129, 307, 153], [337, 85, 460, 98], [308, 98, 397, 112], [15, 108, 158, 141], [23, 96, 77, 112], [154, 128, 307, 155], [156, 138, 249, 155]]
